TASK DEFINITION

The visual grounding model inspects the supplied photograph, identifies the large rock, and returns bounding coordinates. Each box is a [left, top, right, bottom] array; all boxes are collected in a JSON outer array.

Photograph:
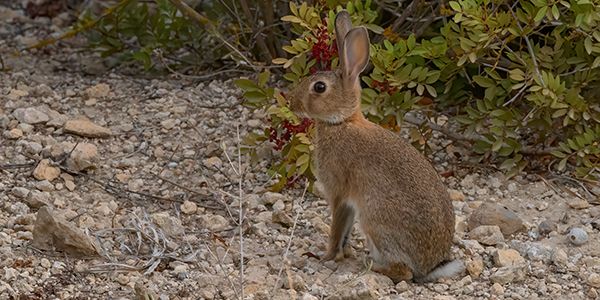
[[32, 206, 99, 256], [64, 119, 112, 138], [467, 202, 524, 237]]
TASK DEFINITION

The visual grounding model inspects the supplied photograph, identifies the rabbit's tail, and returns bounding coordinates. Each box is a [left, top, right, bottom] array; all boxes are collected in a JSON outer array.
[[416, 259, 465, 283]]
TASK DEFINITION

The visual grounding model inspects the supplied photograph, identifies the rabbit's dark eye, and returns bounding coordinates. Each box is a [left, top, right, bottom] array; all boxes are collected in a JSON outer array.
[[313, 81, 326, 93]]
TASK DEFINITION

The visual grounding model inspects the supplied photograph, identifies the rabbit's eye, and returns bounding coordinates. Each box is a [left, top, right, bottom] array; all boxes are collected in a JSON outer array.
[[313, 81, 327, 93]]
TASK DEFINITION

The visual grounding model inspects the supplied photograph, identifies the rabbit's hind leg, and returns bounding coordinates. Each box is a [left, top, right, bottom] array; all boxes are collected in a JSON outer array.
[[365, 236, 413, 283], [371, 261, 414, 283]]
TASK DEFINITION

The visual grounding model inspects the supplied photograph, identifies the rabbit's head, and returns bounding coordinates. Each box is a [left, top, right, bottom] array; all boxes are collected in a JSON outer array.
[[288, 11, 370, 124]]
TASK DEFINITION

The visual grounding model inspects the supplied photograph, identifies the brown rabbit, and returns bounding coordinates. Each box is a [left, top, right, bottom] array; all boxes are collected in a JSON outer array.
[[287, 11, 463, 283]]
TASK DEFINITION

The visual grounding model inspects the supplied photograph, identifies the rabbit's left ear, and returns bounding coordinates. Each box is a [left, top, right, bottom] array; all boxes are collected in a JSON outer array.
[[340, 27, 370, 85], [335, 11, 353, 72]]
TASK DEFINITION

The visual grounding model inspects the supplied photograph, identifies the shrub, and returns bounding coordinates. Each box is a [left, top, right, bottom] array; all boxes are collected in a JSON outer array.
[[237, 0, 600, 190]]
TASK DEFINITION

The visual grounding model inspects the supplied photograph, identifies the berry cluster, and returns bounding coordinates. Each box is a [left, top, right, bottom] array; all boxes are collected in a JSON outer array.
[[310, 20, 338, 73], [268, 118, 313, 151], [371, 80, 399, 94]]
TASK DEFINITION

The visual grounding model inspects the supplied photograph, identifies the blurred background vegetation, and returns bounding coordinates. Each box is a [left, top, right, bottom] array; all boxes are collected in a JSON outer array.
[[28, 0, 600, 192]]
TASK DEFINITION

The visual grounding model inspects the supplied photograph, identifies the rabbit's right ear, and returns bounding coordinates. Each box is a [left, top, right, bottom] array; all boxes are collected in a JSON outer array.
[[335, 11, 352, 71]]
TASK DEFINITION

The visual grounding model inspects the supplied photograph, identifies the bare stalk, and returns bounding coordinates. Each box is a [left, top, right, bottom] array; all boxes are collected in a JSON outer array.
[[271, 184, 308, 297]]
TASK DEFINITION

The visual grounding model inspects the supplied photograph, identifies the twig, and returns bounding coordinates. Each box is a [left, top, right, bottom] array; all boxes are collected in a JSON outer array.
[[271, 184, 308, 297], [508, 2, 545, 87], [155, 49, 252, 80], [503, 81, 529, 107], [236, 125, 244, 300]]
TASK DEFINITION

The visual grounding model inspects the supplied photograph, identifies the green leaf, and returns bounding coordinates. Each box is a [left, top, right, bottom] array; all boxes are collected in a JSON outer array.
[[584, 37, 593, 55], [234, 79, 260, 92], [550, 150, 567, 158], [258, 71, 270, 87], [557, 157, 568, 171], [551, 4, 559, 20], [449, 1, 461, 11], [296, 153, 310, 167], [534, 6, 547, 23]]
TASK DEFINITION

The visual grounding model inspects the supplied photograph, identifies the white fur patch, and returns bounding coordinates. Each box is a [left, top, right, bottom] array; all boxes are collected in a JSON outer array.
[[321, 114, 346, 125]]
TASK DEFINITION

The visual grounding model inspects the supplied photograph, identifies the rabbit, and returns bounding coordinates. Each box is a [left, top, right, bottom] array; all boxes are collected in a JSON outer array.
[[287, 10, 464, 283]]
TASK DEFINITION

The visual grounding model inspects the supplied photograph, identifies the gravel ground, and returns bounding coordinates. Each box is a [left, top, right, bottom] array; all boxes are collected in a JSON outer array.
[[1, 4, 600, 300]]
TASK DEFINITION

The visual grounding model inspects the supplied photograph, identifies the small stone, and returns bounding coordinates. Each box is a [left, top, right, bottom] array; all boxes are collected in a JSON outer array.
[[567, 227, 588, 246], [551, 248, 568, 266], [85, 83, 110, 98], [13, 107, 49, 124], [538, 220, 556, 236], [247, 119, 261, 128], [7, 89, 28, 100], [262, 192, 285, 205], [64, 180, 76, 191], [272, 199, 285, 212], [466, 257, 484, 278], [11, 187, 30, 198], [17, 123, 34, 134], [469, 225, 504, 246], [272, 211, 294, 227], [4, 128, 23, 139], [36, 180, 55, 192], [64, 119, 112, 138], [151, 212, 185, 237], [24, 141, 42, 154], [32, 206, 99, 256], [467, 202, 524, 236], [65, 143, 98, 172], [40, 258, 52, 269], [95, 204, 111, 216], [181, 201, 197, 214], [461, 239, 485, 255], [301, 294, 319, 300], [32, 159, 61, 181], [200, 213, 229, 231], [490, 266, 526, 284], [448, 189, 466, 201], [588, 273, 600, 288], [161, 119, 177, 130], [568, 198, 590, 209], [536, 202, 549, 211], [25, 190, 50, 208], [115, 273, 129, 285], [490, 282, 505, 295], [84, 98, 97, 106], [202, 156, 223, 169], [493, 249, 525, 267], [525, 242, 553, 262], [395, 280, 410, 292]]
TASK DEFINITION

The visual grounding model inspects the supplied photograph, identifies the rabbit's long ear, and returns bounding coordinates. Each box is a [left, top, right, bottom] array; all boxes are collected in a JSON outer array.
[[341, 27, 370, 84], [335, 11, 352, 71]]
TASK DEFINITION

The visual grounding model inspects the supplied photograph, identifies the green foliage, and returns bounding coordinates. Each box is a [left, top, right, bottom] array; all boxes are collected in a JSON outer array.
[[77, 0, 213, 70], [237, 0, 600, 189]]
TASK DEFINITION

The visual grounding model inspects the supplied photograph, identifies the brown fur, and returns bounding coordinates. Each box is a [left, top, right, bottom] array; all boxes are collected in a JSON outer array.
[[287, 11, 455, 282]]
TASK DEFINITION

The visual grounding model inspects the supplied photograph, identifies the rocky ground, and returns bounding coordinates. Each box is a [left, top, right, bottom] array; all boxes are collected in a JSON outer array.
[[2, 3, 600, 300]]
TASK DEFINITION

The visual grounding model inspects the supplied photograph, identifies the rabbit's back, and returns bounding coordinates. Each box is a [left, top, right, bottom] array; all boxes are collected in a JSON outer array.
[[314, 119, 454, 277]]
